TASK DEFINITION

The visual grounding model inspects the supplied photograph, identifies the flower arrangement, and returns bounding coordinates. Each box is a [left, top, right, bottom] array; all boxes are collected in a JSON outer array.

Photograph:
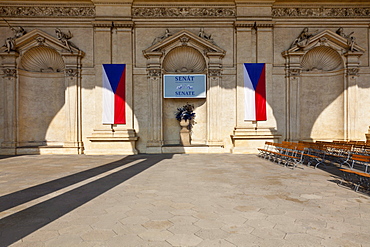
[[175, 103, 195, 121]]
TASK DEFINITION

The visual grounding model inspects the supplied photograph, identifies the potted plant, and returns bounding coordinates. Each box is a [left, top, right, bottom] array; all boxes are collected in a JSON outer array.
[[175, 103, 195, 124], [175, 103, 195, 146]]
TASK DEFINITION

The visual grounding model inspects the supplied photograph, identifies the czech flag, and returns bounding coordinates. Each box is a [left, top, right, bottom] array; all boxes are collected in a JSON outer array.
[[102, 64, 126, 124], [243, 63, 267, 121]]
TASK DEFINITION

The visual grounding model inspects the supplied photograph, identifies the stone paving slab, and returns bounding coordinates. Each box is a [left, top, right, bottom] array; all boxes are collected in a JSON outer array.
[[0, 154, 370, 247]]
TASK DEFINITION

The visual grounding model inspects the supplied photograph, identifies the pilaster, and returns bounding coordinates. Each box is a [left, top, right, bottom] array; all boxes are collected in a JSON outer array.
[[62, 50, 84, 153], [232, 21, 280, 153], [344, 51, 362, 140], [86, 21, 138, 155], [207, 68, 223, 146], [146, 68, 163, 149], [0, 51, 19, 154]]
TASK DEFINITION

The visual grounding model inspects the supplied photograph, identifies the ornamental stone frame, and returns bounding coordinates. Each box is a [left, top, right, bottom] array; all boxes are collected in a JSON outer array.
[[282, 29, 365, 141], [143, 29, 226, 152], [0, 29, 84, 154]]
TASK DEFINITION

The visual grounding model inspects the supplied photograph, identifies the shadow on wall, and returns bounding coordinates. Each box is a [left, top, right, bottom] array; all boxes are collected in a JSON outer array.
[[17, 70, 66, 148], [0, 154, 174, 247], [5, 27, 370, 154]]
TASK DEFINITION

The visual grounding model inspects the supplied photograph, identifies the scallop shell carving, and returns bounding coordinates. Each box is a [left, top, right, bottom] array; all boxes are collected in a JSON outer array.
[[20, 46, 65, 73], [301, 46, 343, 72], [163, 46, 206, 73]]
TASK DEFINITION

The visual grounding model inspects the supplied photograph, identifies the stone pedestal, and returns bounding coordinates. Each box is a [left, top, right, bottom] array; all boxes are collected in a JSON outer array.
[[179, 120, 191, 146], [86, 129, 138, 155]]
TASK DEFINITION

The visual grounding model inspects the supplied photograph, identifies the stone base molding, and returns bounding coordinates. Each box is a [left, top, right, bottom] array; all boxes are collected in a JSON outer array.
[[231, 128, 282, 154], [86, 129, 138, 155]]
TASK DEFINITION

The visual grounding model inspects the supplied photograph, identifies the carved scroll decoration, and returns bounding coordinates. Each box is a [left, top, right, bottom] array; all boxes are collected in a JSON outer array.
[[2, 68, 16, 78], [272, 7, 370, 17], [148, 69, 161, 77], [347, 68, 359, 76], [133, 7, 235, 17], [0, 6, 95, 17]]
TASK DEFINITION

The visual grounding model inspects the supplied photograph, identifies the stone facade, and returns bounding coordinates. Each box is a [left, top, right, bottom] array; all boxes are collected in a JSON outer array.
[[0, 0, 369, 155]]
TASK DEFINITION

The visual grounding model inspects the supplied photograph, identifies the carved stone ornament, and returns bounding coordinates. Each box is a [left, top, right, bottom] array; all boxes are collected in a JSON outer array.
[[347, 68, 359, 76], [290, 27, 318, 49], [148, 69, 161, 77], [132, 7, 235, 17], [152, 29, 172, 45], [55, 28, 79, 53], [289, 69, 301, 77], [0, 6, 95, 17], [272, 7, 370, 17], [209, 69, 221, 77], [198, 28, 214, 44], [180, 36, 190, 46], [36, 36, 45, 46], [65, 69, 78, 77], [2, 68, 16, 78]]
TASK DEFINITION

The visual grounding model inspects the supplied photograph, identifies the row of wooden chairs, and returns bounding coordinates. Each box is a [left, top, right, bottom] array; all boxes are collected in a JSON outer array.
[[258, 140, 370, 192], [258, 141, 318, 169]]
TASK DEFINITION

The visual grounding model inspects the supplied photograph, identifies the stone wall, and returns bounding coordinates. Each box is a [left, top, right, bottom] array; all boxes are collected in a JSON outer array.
[[0, 0, 369, 154]]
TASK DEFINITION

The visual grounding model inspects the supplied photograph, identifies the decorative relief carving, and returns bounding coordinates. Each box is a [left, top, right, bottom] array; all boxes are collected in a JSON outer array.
[[163, 46, 206, 73], [36, 37, 45, 46], [288, 68, 301, 77], [301, 46, 343, 72], [55, 28, 79, 53], [148, 69, 161, 77], [2, 68, 16, 78], [336, 27, 357, 52], [65, 69, 78, 77], [347, 68, 359, 76], [180, 36, 190, 46], [209, 69, 221, 77], [0, 6, 95, 17], [290, 27, 318, 49], [152, 29, 172, 45], [2, 21, 26, 52], [272, 7, 370, 17], [198, 28, 214, 44], [133, 7, 235, 17], [20, 46, 65, 73]]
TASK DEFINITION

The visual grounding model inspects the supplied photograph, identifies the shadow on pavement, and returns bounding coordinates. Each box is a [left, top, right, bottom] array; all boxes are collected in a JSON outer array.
[[0, 155, 17, 160], [0, 154, 174, 247]]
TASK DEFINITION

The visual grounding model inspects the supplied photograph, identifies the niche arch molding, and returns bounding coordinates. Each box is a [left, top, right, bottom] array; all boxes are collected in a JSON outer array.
[[282, 29, 365, 141], [0, 29, 84, 154], [143, 29, 226, 150]]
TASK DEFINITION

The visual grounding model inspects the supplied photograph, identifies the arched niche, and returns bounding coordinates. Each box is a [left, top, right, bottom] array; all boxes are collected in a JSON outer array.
[[143, 29, 225, 151], [162, 46, 207, 145], [0, 29, 84, 154], [282, 29, 365, 141]]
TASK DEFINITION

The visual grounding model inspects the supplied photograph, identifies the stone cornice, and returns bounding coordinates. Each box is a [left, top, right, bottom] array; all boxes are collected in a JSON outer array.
[[272, 7, 370, 18], [94, 2, 132, 4], [0, 5, 95, 17], [132, 7, 235, 18], [234, 21, 273, 28], [133, 4, 235, 7]]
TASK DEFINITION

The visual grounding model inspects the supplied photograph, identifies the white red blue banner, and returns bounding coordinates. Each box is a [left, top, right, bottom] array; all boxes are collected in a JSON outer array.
[[243, 63, 267, 121], [102, 64, 126, 124]]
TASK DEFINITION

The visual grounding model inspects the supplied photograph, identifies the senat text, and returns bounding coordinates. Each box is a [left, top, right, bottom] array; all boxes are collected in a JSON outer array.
[[175, 76, 194, 82]]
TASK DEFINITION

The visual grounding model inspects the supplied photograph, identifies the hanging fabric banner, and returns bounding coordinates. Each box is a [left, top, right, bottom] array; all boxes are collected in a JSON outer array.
[[102, 64, 126, 124], [243, 63, 267, 121]]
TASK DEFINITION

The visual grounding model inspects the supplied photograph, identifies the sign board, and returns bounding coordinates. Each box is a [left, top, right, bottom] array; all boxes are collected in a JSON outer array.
[[163, 74, 206, 98]]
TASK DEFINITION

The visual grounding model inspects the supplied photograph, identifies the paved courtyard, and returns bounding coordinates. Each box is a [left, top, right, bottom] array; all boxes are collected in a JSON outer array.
[[0, 154, 369, 247]]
